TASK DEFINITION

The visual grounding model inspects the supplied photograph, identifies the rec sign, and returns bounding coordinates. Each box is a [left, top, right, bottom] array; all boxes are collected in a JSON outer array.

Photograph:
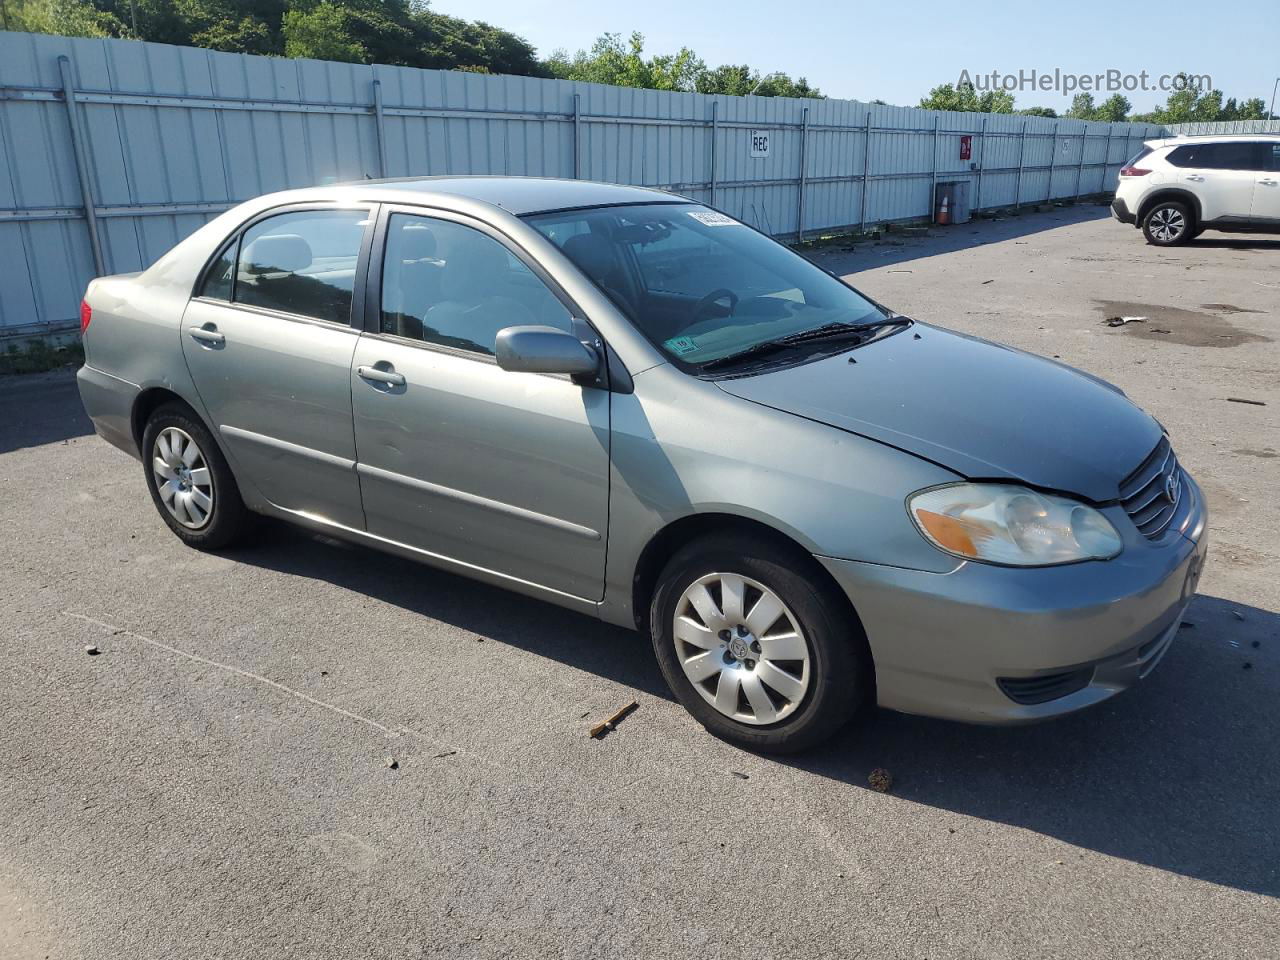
[[750, 130, 771, 158]]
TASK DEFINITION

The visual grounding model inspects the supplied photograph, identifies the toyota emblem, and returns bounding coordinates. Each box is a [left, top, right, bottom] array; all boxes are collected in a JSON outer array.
[[1164, 471, 1180, 505]]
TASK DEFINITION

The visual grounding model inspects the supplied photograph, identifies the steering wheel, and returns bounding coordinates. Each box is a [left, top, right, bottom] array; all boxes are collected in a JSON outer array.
[[691, 288, 739, 323]]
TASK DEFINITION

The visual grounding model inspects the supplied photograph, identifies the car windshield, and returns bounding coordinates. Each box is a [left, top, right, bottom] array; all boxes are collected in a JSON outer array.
[[523, 203, 885, 367]]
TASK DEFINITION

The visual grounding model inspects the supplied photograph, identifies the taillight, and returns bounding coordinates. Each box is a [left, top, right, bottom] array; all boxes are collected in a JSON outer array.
[[1119, 166, 1152, 178], [80, 299, 92, 333]]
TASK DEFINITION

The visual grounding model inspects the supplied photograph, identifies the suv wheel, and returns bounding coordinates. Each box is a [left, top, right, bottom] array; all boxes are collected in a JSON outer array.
[[1142, 200, 1192, 246], [142, 403, 251, 549], [649, 533, 870, 753]]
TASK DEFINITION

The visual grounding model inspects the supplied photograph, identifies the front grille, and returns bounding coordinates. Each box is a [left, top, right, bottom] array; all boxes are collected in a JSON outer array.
[[998, 668, 1094, 705], [1119, 436, 1185, 540]]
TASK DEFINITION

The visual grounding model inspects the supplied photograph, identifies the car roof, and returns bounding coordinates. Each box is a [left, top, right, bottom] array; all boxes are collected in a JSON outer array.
[[338, 176, 690, 216], [1144, 133, 1280, 149]]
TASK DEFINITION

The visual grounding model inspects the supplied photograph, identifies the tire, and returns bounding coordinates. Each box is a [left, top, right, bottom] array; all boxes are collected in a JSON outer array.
[[141, 403, 251, 550], [649, 533, 871, 753], [1142, 200, 1193, 246]]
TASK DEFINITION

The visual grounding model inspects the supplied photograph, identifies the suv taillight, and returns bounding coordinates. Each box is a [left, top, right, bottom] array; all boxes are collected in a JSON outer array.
[[80, 299, 92, 333], [1119, 166, 1152, 178]]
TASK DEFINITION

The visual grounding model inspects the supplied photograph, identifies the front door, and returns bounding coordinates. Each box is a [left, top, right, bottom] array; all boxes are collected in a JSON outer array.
[[181, 206, 373, 530], [350, 209, 610, 601], [1251, 141, 1280, 224]]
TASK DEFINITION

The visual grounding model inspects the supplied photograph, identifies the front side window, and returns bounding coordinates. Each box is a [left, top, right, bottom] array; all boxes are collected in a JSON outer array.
[[524, 203, 883, 367], [1266, 143, 1280, 173], [234, 209, 368, 324], [379, 213, 573, 355]]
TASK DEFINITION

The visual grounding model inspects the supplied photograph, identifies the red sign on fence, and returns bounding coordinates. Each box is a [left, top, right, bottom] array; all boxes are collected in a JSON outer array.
[[959, 135, 972, 160]]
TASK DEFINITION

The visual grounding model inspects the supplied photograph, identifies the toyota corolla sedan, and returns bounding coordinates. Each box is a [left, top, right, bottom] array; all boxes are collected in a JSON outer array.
[[77, 177, 1207, 752]]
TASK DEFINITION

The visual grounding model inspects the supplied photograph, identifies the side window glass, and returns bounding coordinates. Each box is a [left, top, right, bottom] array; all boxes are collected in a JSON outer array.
[[235, 210, 368, 324], [1270, 144, 1280, 173], [380, 214, 573, 356], [200, 241, 236, 300], [1210, 142, 1258, 171]]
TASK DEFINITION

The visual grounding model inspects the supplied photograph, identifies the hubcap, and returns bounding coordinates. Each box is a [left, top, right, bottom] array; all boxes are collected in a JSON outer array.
[[1151, 207, 1185, 242], [151, 427, 214, 529], [672, 572, 811, 725]]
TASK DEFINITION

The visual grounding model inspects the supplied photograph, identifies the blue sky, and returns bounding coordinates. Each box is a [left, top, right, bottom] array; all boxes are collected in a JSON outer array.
[[435, 0, 1279, 113]]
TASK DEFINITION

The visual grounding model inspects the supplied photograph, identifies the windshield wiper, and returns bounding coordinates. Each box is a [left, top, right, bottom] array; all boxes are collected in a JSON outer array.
[[700, 317, 911, 372]]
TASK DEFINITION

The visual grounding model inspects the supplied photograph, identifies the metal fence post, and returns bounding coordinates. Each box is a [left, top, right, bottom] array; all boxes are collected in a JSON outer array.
[[371, 78, 387, 178], [1013, 118, 1027, 209], [57, 55, 105, 277], [858, 111, 872, 232], [572, 93, 582, 179], [930, 114, 939, 222], [1074, 124, 1086, 199], [795, 106, 809, 242], [1103, 124, 1116, 191], [1047, 120, 1060, 202], [974, 115, 987, 212], [709, 99, 719, 207]]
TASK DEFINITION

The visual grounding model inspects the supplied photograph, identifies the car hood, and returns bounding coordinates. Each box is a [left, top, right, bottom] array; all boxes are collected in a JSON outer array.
[[714, 323, 1162, 503]]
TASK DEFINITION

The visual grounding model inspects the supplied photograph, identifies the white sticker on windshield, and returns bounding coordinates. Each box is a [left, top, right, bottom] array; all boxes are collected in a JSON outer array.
[[688, 211, 738, 227]]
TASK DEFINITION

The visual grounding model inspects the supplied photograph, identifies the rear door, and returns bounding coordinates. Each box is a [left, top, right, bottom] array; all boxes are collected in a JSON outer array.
[[350, 207, 610, 601], [1166, 141, 1261, 222], [182, 205, 375, 530], [1251, 141, 1280, 224]]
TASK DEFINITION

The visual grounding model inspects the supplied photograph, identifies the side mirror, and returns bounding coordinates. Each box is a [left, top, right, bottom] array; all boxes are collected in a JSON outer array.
[[495, 325, 599, 377]]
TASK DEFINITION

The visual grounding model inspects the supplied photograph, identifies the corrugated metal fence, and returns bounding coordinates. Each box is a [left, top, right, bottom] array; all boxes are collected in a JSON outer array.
[[1, 31, 1165, 340]]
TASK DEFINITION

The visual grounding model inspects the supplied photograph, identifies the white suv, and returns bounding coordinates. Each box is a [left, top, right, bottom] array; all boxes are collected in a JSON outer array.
[[1112, 134, 1280, 245]]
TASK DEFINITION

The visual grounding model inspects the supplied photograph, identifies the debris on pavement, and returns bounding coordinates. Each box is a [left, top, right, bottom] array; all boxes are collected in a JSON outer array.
[[589, 700, 639, 739], [384, 757, 400, 770], [868, 768, 894, 793], [84, 644, 100, 656], [1226, 397, 1267, 407], [432, 750, 457, 760], [1104, 315, 1147, 327], [731, 771, 750, 780]]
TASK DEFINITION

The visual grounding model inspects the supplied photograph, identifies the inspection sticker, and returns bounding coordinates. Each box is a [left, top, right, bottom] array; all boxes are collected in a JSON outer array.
[[688, 211, 738, 227], [664, 335, 700, 356]]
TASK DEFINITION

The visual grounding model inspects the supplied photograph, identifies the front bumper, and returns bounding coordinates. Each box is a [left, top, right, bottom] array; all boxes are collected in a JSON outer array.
[[819, 474, 1207, 724], [1112, 197, 1136, 224]]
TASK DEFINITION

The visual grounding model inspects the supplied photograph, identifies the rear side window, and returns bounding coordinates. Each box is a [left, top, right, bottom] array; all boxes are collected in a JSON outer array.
[[233, 210, 368, 324], [1166, 141, 1263, 171], [1267, 143, 1280, 173]]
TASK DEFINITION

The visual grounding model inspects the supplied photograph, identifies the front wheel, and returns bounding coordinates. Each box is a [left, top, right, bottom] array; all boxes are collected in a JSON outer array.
[[1142, 200, 1192, 246], [649, 534, 870, 753]]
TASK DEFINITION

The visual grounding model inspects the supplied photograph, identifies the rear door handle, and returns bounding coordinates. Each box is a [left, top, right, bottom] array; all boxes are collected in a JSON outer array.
[[187, 325, 225, 345], [1260, 179, 1279, 186], [357, 364, 406, 387], [1185, 175, 1205, 182]]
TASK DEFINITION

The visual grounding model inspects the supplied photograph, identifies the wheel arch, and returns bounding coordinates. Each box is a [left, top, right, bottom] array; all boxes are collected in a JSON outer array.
[[1137, 189, 1201, 227], [630, 512, 866, 638], [131, 387, 202, 453]]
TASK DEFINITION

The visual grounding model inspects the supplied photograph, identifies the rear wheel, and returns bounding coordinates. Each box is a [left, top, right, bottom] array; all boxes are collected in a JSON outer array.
[[649, 533, 870, 753], [1142, 200, 1192, 246], [142, 404, 250, 549]]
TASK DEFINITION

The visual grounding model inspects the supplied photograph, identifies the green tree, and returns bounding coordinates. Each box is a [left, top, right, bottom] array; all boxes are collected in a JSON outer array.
[[545, 32, 704, 92], [1066, 92, 1096, 119], [1018, 106, 1057, 118], [919, 81, 1013, 113], [283, 1, 365, 61], [2, 0, 125, 36], [1094, 94, 1131, 122]]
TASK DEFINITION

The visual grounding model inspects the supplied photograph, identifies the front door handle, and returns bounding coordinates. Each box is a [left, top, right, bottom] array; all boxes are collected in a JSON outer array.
[[188, 324, 225, 345], [357, 364, 406, 387], [1185, 175, 1205, 182], [1259, 178, 1279, 186]]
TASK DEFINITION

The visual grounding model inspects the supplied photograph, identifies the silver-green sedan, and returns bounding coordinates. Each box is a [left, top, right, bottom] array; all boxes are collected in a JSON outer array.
[[77, 177, 1207, 752]]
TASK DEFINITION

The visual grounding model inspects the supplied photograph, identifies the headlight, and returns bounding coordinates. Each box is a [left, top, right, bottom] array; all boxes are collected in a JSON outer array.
[[908, 483, 1122, 566]]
